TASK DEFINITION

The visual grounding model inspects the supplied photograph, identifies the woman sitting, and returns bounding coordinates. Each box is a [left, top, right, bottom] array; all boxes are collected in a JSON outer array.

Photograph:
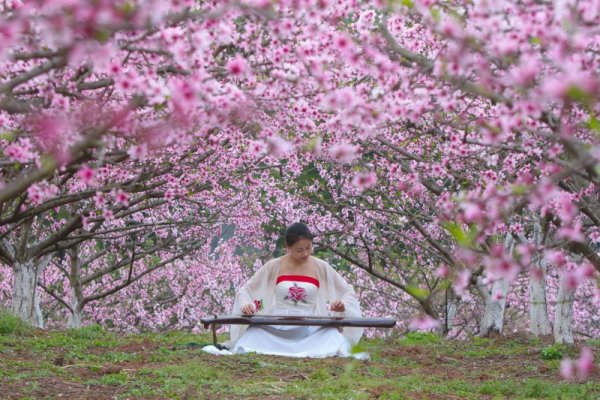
[[223, 222, 363, 358]]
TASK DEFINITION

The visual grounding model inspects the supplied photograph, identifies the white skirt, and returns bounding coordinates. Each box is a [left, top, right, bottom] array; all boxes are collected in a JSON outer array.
[[231, 306, 351, 358], [232, 324, 351, 358]]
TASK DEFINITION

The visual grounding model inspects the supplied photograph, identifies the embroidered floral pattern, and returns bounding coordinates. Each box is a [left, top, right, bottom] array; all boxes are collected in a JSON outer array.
[[254, 298, 263, 312], [284, 283, 307, 305]]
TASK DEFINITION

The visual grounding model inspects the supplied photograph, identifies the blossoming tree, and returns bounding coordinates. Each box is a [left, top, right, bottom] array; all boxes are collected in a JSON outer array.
[[0, 0, 599, 380]]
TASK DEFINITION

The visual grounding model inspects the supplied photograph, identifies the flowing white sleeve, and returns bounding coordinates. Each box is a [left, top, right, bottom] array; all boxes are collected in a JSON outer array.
[[327, 262, 364, 345], [223, 259, 275, 348]]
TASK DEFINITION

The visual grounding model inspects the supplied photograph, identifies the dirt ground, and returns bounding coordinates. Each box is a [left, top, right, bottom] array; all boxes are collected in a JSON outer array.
[[1, 332, 598, 399]]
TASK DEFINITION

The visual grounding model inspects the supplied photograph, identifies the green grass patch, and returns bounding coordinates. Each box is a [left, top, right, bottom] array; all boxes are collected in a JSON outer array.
[[478, 378, 596, 399], [65, 324, 107, 340], [540, 343, 566, 360], [1, 330, 599, 399], [0, 309, 30, 335], [398, 331, 441, 345]]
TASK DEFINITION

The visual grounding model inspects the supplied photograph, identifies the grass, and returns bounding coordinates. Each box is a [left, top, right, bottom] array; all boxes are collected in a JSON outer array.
[[0, 308, 30, 335], [0, 326, 599, 399], [541, 343, 568, 360]]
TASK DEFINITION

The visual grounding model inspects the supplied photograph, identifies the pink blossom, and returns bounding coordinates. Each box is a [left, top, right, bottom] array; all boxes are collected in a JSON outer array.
[[77, 165, 95, 185], [548, 144, 563, 159], [516, 243, 534, 266], [246, 173, 259, 186], [576, 263, 596, 281], [438, 17, 462, 39], [161, 27, 185, 44], [530, 267, 544, 282], [102, 208, 114, 221], [4, 138, 36, 163], [557, 220, 584, 242], [26, 185, 43, 206], [31, 115, 69, 153], [562, 347, 596, 381], [493, 37, 518, 56], [571, 73, 599, 96], [461, 201, 484, 223], [485, 253, 521, 282], [545, 250, 568, 267], [127, 144, 148, 161], [266, 136, 292, 158], [26, 182, 58, 206], [3, 0, 600, 338], [435, 264, 450, 279], [510, 223, 523, 234], [561, 264, 594, 293], [356, 10, 376, 33], [226, 54, 249, 76], [529, 179, 561, 211], [409, 182, 426, 199], [82, 215, 91, 230], [328, 143, 360, 163], [145, 80, 170, 105], [453, 269, 471, 299], [576, 347, 594, 380], [556, 194, 577, 222], [455, 248, 480, 267], [246, 0, 273, 9], [542, 161, 561, 175], [247, 140, 267, 157], [589, 230, 600, 244], [351, 172, 377, 191], [164, 188, 175, 201], [112, 189, 129, 207], [108, 61, 121, 75], [321, 87, 358, 111], [481, 126, 506, 145], [115, 70, 140, 92], [509, 55, 540, 87], [492, 291, 504, 301], [516, 100, 542, 119], [542, 77, 570, 99], [94, 192, 106, 208], [168, 79, 198, 120], [333, 33, 352, 51], [560, 358, 575, 380], [409, 315, 441, 332]]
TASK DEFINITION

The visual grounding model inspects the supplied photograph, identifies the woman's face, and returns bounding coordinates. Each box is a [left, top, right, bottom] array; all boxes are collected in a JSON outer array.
[[287, 238, 313, 263]]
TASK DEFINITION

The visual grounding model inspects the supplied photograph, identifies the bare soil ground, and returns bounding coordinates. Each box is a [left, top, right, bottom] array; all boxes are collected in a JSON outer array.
[[1, 330, 598, 399]]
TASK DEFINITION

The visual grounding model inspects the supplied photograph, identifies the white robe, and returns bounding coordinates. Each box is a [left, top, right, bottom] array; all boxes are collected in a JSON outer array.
[[222, 256, 363, 350]]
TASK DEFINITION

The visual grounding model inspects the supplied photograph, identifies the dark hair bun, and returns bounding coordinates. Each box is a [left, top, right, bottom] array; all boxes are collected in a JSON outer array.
[[285, 222, 313, 246]]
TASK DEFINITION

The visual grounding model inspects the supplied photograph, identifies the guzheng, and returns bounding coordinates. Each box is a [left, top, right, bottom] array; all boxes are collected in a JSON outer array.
[[200, 314, 397, 346]]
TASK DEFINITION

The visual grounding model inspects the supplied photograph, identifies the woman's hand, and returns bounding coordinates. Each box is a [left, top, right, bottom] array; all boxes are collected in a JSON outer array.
[[241, 304, 255, 314], [329, 300, 345, 312]]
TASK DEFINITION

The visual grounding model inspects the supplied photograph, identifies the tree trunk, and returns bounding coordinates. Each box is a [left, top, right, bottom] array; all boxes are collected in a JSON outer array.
[[67, 297, 83, 329], [444, 288, 459, 335], [477, 234, 513, 337], [553, 277, 575, 344], [12, 260, 45, 328], [67, 246, 84, 329], [529, 262, 552, 336], [527, 219, 552, 336], [478, 278, 509, 337]]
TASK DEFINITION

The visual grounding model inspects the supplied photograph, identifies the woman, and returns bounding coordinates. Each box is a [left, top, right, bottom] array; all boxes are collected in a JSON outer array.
[[223, 222, 363, 358]]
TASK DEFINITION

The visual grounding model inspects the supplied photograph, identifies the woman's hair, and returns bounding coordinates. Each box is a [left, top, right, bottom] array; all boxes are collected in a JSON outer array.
[[284, 222, 314, 246]]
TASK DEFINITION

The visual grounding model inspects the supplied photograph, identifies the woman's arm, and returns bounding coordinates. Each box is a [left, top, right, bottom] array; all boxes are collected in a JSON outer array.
[[236, 259, 274, 313], [327, 261, 362, 317]]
